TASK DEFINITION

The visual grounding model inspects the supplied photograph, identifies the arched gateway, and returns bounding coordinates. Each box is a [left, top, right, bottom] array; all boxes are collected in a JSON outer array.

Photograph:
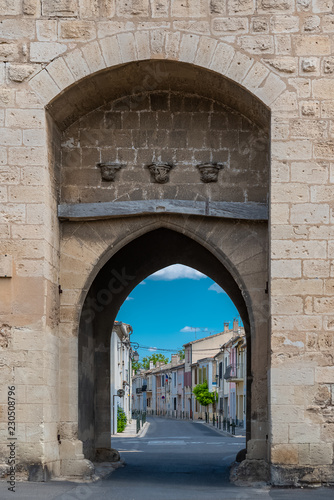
[[51, 55, 271, 480], [1, 23, 332, 487]]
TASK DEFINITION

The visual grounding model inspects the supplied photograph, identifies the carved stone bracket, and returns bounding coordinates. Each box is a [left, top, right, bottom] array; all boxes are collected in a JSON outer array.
[[197, 162, 225, 183], [147, 162, 174, 184], [97, 162, 126, 182]]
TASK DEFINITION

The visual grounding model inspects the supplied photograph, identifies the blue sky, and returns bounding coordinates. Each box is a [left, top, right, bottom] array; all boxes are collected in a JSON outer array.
[[116, 264, 241, 361]]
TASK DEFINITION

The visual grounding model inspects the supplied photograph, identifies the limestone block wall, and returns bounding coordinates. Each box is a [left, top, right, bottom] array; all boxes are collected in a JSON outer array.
[[0, 0, 332, 484], [61, 91, 269, 204]]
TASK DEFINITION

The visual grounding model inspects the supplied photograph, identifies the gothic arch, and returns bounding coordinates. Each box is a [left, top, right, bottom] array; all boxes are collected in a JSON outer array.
[[75, 220, 266, 458]]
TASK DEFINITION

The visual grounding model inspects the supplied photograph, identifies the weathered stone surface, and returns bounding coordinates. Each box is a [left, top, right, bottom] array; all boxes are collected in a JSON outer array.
[[116, 0, 150, 16], [212, 17, 248, 33], [301, 57, 318, 72], [95, 448, 120, 462], [42, 0, 78, 17], [150, 0, 169, 17], [23, 0, 40, 15], [30, 42, 67, 62], [36, 20, 58, 41], [304, 15, 321, 31], [8, 64, 37, 82], [231, 459, 270, 485], [271, 14, 299, 32], [173, 20, 210, 34], [171, 0, 207, 17], [0, 0, 21, 15], [210, 0, 226, 13], [252, 18, 269, 32], [272, 445, 299, 465], [59, 21, 96, 40], [0, 0, 333, 487], [293, 36, 331, 55], [228, 0, 255, 14], [323, 56, 334, 74], [0, 43, 21, 62], [259, 0, 293, 10], [265, 57, 296, 73]]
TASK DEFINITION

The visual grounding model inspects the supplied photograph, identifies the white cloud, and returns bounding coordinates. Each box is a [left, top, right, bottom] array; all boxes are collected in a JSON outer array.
[[139, 281, 146, 285], [125, 296, 134, 301], [180, 326, 209, 333], [180, 326, 200, 333], [149, 264, 206, 281], [208, 283, 226, 294], [148, 347, 157, 352]]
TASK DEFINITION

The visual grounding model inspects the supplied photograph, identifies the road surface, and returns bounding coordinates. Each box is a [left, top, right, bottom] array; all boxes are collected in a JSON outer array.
[[0, 417, 333, 499]]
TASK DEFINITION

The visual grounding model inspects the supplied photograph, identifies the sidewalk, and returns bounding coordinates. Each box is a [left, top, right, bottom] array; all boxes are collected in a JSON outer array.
[[111, 418, 150, 438]]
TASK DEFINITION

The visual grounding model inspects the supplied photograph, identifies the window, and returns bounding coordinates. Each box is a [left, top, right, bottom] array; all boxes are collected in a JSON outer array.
[[174, 398, 177, 410], [173, 372, 177, 387], [219, 362, 223, 379], [161, 375, 165, 387]]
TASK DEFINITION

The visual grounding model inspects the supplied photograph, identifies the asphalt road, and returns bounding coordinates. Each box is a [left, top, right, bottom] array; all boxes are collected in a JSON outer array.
[[0, 417, 333, 499]]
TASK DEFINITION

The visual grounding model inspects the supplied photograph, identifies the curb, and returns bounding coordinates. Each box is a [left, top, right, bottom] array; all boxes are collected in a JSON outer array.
[[111, 420, 150, 439], [92, 459, 126, 481], [194, 420, 246, 439], [138, 421, 150, 438]]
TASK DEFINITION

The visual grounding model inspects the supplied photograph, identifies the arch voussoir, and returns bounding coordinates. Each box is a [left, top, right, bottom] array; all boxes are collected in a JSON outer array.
[[28, 30, 286, 111]]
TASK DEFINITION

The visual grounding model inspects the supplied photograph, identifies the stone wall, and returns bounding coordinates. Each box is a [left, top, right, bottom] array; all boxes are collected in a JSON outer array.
[[0, 0, 333, 485], [61, 91, 269, 204]]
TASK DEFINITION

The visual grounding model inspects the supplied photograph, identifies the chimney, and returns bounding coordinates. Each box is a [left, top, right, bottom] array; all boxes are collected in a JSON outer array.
[[171, 354, 179, 366], [233, 318, 239, 334], [149, 361, 154, 369], [156, 362, 160, 368], [224, 322, 229, 333]]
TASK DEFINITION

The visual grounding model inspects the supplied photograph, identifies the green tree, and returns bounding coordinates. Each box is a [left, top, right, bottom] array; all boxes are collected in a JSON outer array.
[[117, 406, 127, 433], [193, 381, 217, 406], [141, 353, 169, 370], [132, 360, 141, 374], [178, 348, 185, 360]]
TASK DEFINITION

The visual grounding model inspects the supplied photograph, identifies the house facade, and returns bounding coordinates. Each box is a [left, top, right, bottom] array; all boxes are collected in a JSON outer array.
[[110, 322, 133, 434], [132, 322, 246, 427], [216, 330, 247, 429]]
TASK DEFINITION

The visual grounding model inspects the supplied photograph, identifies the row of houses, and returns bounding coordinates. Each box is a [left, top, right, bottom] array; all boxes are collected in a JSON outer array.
[[110, 321, 133, 434], [132, 319, 247, 428]]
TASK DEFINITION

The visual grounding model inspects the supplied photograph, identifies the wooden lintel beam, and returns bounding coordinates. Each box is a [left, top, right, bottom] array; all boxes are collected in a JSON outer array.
[[58, 199, 268, 222]]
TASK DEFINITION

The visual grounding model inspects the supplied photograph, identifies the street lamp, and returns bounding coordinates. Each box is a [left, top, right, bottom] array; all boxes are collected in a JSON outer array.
[[132, 351, 139, 362]]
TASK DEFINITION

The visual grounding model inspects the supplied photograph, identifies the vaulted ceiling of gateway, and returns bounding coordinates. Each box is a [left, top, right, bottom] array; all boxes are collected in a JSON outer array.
[[47, 60, 270, 131]]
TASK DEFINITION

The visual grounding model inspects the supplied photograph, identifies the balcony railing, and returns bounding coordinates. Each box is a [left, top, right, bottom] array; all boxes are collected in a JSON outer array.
[[224, 363, 244, 381]]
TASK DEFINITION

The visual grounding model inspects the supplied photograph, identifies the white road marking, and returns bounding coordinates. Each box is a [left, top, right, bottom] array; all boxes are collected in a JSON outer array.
[[147, 440, 186, 445]]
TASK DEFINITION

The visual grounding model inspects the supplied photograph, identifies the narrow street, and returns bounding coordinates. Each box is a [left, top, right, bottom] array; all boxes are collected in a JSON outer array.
[[1, 417, 333, 499], [107, 417, 246, 499], [95, 417, 334, 500]]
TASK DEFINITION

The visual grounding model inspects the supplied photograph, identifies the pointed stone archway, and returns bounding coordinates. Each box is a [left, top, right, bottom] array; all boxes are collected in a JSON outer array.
[[27, 38, 278, 478]]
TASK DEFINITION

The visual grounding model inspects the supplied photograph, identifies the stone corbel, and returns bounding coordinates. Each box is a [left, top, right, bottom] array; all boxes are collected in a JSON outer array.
[[147, 162, 174, 184], [197, 162, 225, 183], [97, 162, 126, 182]]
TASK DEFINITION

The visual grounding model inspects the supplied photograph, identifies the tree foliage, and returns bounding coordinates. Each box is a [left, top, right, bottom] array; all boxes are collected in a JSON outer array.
[[178, 348, 185, 360], [132, 360, 141, 374], [117, 406, 127, 433], [193, 381, 217, 406], [141, 353, 169, 370]]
